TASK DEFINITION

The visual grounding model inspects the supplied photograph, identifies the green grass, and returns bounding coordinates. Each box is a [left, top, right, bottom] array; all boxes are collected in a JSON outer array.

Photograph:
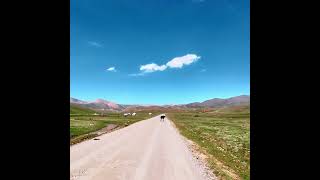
[[70, 105, 96, 115], [70, 108, 160, 144], [70, 119, 107, 137], [168, 106, 250, 180]]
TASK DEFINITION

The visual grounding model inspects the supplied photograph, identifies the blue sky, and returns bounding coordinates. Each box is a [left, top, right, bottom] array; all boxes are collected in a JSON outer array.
[[70, 0, 250, 105]]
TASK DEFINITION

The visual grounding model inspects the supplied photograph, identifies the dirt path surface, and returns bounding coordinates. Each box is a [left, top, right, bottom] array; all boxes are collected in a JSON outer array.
[[70, 115, 214, 180]]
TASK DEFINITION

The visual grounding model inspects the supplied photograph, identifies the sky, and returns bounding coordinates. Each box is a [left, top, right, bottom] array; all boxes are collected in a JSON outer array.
[[70, 0, 250, 105]]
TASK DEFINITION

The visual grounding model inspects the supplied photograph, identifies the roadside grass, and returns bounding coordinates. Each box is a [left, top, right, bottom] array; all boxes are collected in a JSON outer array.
[[70, 111, 160, 144], [70, 119, 107, 137], [167, 106, 250, 180]]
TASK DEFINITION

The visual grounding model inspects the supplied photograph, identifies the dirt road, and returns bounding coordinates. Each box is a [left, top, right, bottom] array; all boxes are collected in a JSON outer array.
[[70, 115, 212, 180]]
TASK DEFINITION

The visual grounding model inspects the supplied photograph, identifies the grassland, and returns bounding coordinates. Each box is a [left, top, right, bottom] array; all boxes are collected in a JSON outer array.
[[70, 105, 160, 144], [70, 104, 250, 179], [167, 106, 250, 180], [70, 105, 96, 115]]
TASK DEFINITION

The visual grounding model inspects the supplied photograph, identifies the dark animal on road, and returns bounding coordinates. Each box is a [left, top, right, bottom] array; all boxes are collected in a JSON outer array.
[[160, 115, 166, 122]]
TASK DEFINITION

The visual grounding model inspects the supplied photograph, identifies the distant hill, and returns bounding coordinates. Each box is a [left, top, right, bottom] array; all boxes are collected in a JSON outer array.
[[70, 98, 125, 111], [70, 95, 250, 112], [185, 95, 250, 108], [70, 97, 88, 104], [87, 99, 124, 110]]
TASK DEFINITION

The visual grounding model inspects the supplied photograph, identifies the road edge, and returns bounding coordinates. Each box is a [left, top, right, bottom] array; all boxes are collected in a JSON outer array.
[[167, 117, 217, 180]]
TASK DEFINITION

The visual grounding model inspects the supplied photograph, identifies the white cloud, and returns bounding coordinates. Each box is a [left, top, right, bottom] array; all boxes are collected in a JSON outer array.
[[88, 41, 102, 48], [200, 69, 207, 72], [140, 63, 167, 73], [166, 54, 201, 68], [132, 54, 201, 76], [107, 67, 116, 72]]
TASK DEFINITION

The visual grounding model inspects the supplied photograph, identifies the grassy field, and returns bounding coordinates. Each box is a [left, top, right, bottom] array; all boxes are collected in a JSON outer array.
[[70, 105, 250, 179], [167, 106, 250, 180], [70, 105, 97, 115], [70, 105, 160, 144]]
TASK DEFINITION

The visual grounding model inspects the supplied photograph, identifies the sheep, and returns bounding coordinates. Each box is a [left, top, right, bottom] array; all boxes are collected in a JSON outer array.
[[132, 112, 136, 116], [149, 112, 152, 115]]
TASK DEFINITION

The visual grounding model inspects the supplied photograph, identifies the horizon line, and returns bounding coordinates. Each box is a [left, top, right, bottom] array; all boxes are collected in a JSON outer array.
[[70, 94, 250, 106]]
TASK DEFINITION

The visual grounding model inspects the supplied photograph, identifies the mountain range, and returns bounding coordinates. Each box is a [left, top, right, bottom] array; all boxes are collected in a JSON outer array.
[[70, 95, 250, 112], [184, 95, 250, 108], [70, 98, 124, 111]]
